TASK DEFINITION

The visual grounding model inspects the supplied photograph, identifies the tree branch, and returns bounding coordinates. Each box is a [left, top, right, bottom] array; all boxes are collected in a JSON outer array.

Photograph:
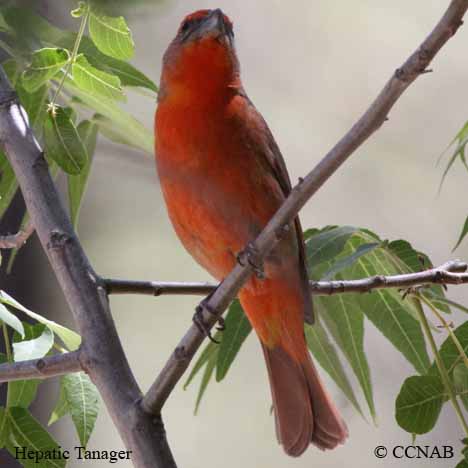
[[141, 0, 468, 416], [105, 279, 215, 296], [0, 351, 82, 383], [103, 260, 468, 297], [0, 221, 34, 249], [0, 78, 176, 466]]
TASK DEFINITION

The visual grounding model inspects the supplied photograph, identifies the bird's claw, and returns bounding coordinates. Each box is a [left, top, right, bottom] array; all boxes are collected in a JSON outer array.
[[216, 316, 226, 332], [237, 242, 265, 279], [193, 300, 224, 344], [400, 285, 424, 300]]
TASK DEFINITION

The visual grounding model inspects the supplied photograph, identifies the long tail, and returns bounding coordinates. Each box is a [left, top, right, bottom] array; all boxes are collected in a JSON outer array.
[[262, 344, 348, 456]]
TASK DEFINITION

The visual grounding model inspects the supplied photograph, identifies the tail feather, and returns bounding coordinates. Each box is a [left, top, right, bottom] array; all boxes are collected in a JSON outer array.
[[262, 344, 348, 456]]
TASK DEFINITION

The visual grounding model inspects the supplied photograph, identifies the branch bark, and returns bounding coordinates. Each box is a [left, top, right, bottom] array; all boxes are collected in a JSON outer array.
[[0, 77, 176, 467], [0, 221, 34, 249], [103, 260, 468, 297], [0, 351, 82, 383], [141, 0, 468, 415]]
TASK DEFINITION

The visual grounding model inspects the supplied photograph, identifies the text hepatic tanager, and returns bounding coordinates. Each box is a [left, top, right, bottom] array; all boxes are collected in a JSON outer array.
[[154, 9, 348, 456]]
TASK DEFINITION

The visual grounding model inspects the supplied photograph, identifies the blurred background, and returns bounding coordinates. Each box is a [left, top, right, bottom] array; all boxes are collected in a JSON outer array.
[[1, 0, 468, 467]]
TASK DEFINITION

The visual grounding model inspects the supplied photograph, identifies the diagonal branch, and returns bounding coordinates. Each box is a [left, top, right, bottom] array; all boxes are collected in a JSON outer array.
[[0, 351, 82, 383], [103, 260, 468, 297], [141, 0, 468, 415]]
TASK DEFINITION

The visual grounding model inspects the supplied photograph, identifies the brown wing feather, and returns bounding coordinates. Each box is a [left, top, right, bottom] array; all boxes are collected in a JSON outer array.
[[238, 90, 314, 323]]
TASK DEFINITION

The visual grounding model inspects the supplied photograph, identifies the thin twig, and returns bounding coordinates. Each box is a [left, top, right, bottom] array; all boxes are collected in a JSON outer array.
[[0, 350, 82, 383], [0, 221, 34, 249], [141, 0, 468, 416], [49, 4, 89, 112], [103, 260, 468, 298]]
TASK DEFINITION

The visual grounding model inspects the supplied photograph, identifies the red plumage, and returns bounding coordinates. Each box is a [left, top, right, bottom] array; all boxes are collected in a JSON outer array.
[[154, 9, 348, 456]]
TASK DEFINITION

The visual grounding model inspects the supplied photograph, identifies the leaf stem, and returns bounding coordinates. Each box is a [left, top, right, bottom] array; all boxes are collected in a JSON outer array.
[[49, 3, 89, 112], [418, 293, 468, 368], [2, 322, 12, 362], [415, 297, 468, 436]]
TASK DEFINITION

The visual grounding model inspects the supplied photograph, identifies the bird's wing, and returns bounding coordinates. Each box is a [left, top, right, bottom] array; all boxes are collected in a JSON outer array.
[[236, 91, 314, 324]]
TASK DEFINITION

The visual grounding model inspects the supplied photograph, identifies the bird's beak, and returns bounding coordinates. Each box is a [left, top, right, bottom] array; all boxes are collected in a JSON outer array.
[[187, 9, 233, 44]]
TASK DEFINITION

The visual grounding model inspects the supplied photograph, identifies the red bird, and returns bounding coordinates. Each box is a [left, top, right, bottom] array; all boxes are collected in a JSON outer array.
[[154, 9, 348, 456]]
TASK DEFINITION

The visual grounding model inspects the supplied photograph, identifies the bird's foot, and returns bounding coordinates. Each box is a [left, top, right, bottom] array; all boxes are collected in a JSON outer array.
[[193, 296, 224, 344], [237, 242, 265, 279], [399, 285, 424, 300]]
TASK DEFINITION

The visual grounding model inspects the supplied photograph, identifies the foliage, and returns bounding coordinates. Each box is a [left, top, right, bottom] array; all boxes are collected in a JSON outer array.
[[0, 1, 153, 463], [186, 226, 468, 462], [439, 120, 468, 250], [0, 289, 100, 463], [0, 1, 156, 262], [0, 1, 467, 466]]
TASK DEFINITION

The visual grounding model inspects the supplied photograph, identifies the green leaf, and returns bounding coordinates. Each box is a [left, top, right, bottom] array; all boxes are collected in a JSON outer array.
[[422, 290, 468, 314], [306, 227, 431, 418], [453, 216, 468, 252], [0, 12, 10, 33], [0, 151, 18, 223], [317, 294, 376, 421], [7, 324, 52, 409], [305, 320, 364, 417], [0, 303, 24, 338], [453, 363, 468, 411], [8, 407, 66, 468], [184, 335, 219, 390], [12, 326, 54, 362], [184, 331, 221, 413], [68, 121, 98, 228], [3, 7, 65, 45], [439, 121, 468, 192], [306, 226, 358, 278], [395, 375, 445, 434], [0, 407, 10, 448], [64, 78, 153, 154], [91, 113, 142, 149], [3, 59, 49, 137], [58, 34, 157, 91], [72, 55, 125, 102], [216, 301, 252, 382], [48, 384, 69, 426], [7, 379, 39, 410], [44, 107, 88, 175], [89, 7, 134, 60], [429, 321, 468, 378], [389, 241, 450, 314], [4, 7, 156, 91], [21, 48, 69, 92], [62, 372, 99, 447], [321, 242, 379, 280], [0, 290, 81, 351], [456, 460, 468, 468], [195, 348, 217, 415], [82, 39, 156, 90], [340, 232, 430, 374]]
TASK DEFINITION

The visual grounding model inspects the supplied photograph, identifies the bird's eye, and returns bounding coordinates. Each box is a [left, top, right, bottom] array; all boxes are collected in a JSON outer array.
[[180, 20, 191, 34]]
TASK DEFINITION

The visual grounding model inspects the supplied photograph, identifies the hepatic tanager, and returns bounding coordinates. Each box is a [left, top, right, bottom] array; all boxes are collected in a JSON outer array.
[[154, 9, 348, 456]]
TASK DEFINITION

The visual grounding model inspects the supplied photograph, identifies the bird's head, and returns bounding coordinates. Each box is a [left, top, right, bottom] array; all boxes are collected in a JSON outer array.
[[159, 9, 240, 103]]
